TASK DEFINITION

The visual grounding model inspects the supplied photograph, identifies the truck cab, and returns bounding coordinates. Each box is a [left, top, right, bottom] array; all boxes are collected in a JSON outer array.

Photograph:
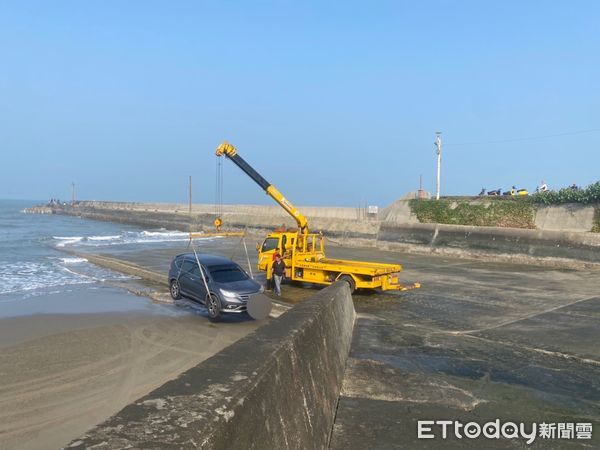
[[257, 231, 325, 277]]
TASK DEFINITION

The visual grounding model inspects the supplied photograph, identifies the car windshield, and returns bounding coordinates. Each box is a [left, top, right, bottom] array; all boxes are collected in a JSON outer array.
[[208, 264, 249, 283]]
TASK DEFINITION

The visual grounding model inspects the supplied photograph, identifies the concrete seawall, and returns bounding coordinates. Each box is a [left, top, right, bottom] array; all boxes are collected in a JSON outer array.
[[47, 201, 379, 240], [378, 222, 600, 264], [68, 282, 356, 449], [34, 201, 600, 265]]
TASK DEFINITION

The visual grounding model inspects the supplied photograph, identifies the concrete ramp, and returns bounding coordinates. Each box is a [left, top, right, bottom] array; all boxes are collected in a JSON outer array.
[[379, 199, 419, 224], [67, 282, 356, 449]]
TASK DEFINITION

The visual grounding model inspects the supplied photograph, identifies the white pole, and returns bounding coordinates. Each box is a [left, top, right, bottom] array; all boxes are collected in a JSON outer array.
[[435, 132, 442, 200]]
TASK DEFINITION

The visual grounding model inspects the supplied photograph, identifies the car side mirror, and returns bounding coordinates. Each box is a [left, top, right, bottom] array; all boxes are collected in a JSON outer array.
[[256, 242, 260, 251]]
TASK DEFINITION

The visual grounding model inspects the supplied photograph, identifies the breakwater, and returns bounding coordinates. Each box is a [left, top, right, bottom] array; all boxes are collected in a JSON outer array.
[[26, 200, 600, 265], [68, 282, 355, 449]]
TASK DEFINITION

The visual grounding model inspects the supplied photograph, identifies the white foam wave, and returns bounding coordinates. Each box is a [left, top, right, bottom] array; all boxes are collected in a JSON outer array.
[[88, 235, 121, 241], [53, 236, 84, 247], [50, 229, 218, 248], [60, 257, 88, 264], [0, 261, 91, 294], [0, 257, 133, 295], [141, 230, 183, 237]]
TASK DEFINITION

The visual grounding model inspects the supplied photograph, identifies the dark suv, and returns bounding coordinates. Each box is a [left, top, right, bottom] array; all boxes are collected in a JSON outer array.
[[168, 253, 263, 321]]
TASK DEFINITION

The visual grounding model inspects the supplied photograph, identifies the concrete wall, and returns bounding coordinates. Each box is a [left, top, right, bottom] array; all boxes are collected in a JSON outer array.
[[378, 223, 600, 263], [382, 199, 596, 232], [68, 282, 356, 449], [68, 199, 597, 233], [75, 200, 362, 220], [51, 201, 380, 239], [40, 201, 600, 265], [534, 204, 596, 232]]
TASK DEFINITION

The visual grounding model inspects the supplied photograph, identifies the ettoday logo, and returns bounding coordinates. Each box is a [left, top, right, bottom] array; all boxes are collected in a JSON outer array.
[[417, 420, 593, 444]]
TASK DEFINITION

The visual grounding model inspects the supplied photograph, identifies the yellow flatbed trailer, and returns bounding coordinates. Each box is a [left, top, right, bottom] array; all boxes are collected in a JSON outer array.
[[215, 141, 420, 293]]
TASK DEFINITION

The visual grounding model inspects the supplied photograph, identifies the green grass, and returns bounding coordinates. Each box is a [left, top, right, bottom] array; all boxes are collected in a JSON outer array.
[[531, 181, 600, 205], [409, 198, 536, 229]]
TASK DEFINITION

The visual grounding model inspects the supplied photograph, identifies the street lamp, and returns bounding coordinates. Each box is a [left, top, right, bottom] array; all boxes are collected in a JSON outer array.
[[434, 132, 442, 200]]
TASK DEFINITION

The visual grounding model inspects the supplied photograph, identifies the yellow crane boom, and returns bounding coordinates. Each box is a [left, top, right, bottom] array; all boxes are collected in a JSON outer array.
[[216, 141, 309, 235]]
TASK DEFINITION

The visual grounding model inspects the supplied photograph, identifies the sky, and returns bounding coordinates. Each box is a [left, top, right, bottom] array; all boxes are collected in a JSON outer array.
[[1, 1, 599, 207]]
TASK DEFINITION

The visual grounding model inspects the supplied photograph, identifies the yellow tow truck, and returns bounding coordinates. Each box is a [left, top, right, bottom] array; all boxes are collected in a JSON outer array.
[[215, 141, 420, 293]]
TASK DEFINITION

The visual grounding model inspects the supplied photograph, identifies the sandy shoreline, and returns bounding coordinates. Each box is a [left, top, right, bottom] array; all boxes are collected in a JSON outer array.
[[0, 308, 261, 450], [0, 232, 286, 449]]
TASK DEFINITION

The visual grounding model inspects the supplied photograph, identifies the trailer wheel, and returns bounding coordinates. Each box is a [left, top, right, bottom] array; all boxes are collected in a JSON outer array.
[[339, 275, 356, 294]]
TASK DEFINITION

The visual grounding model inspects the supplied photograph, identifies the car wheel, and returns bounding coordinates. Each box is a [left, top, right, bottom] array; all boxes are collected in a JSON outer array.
[[206, 293, 221, 322], [338, 275, 356, 294], [170, 279, 181, 300]]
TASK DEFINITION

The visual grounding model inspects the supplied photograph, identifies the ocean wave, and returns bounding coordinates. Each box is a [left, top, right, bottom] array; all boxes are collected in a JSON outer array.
[[60, 257, 89, 264], [0, 261, 91, 294], [0, 258, 132, 295], [88, 235, 121, 241], [51, 229, 217, 248], [140, 230, 188, 238], [53, 236, 84, 247]]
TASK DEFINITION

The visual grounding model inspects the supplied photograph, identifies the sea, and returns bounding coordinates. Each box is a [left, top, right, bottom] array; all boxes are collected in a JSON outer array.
[[0, 199, 193, 318]]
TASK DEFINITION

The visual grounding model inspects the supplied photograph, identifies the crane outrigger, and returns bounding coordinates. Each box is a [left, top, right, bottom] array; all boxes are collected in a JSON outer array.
[[216, 141, 420, 293]]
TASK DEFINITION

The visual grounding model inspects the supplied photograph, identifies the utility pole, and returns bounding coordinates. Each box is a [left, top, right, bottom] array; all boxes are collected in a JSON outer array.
[[71, 182, 75, 206], [188, 176, 192, 215], [434, 132, 442, 200]]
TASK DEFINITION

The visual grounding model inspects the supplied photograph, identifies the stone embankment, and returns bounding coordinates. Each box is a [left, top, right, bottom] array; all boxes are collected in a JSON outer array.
[[68, 282, 355, 449], [27, 200, 600, 265]]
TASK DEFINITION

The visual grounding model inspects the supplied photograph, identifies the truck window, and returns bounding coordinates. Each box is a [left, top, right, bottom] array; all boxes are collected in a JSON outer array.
[[261, 237, 279, 252]]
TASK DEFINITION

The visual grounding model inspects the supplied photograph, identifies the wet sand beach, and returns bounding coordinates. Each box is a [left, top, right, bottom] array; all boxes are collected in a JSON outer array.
[[0, 286, 262, 450]]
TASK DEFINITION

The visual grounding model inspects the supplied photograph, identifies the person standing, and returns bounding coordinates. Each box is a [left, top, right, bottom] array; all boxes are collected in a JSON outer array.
[[272, 254, 286, 297], [266, 248, 281, 291]]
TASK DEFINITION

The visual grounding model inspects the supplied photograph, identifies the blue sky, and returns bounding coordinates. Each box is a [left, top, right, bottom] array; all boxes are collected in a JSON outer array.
[[1, 1, 599, 206]]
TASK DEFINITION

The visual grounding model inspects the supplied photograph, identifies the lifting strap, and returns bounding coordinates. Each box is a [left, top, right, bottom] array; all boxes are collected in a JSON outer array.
[[228, 229, 254, 279], [189, 239, 212, 300], [215, 155, 223, 226]]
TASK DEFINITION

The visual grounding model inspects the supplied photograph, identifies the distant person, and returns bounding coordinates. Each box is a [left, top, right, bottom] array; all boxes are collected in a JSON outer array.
[[272, 254, 286, 297], [570, 182, 579, 190], [537, 180, 548, 192]]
